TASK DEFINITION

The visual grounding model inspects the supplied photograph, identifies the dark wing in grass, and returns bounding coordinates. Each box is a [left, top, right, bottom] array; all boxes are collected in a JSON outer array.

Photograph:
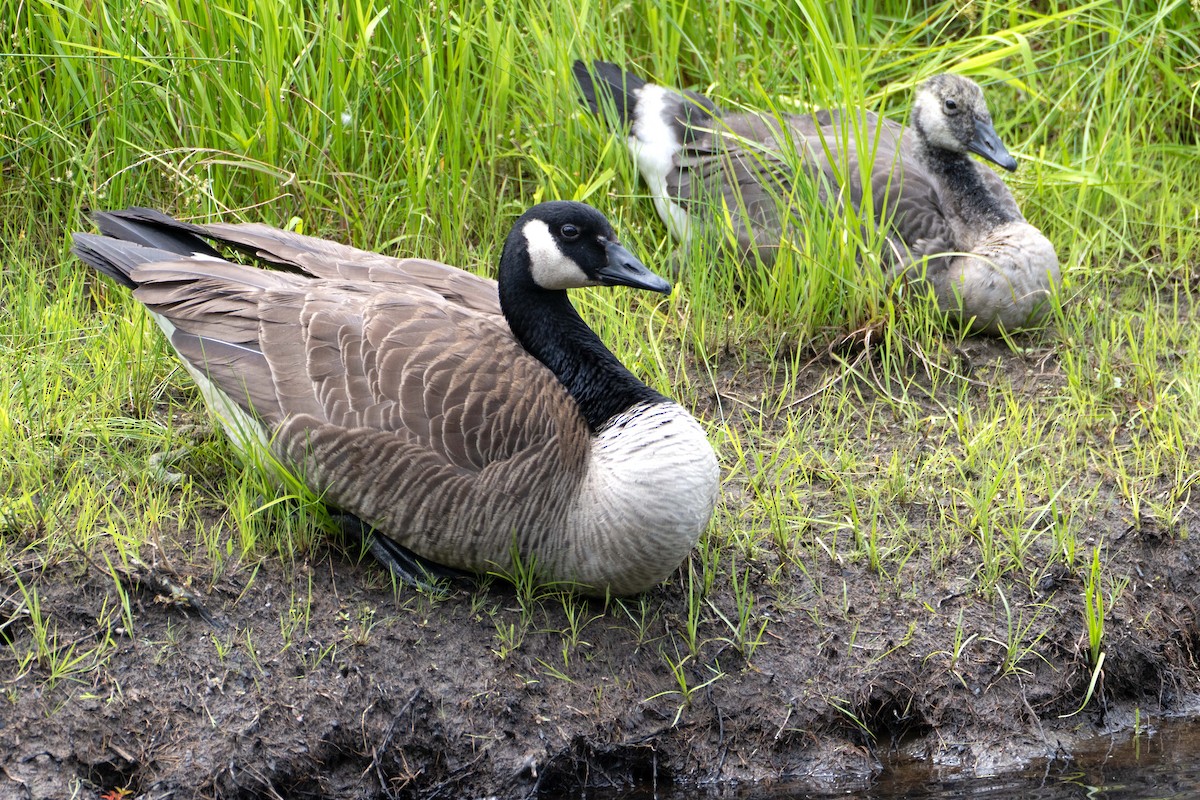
[[88, 208, 504, 318]]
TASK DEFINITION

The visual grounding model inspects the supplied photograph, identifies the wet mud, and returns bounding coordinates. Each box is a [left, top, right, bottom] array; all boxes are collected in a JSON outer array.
[[2, 339, 1198, 799]]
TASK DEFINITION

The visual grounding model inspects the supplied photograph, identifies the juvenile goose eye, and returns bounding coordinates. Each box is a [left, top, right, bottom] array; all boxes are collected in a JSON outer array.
[[560, 224, 581, 241], [944, 98, 958, 113]]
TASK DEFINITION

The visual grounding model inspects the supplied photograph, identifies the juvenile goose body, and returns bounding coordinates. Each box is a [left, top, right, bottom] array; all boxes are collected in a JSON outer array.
[[73, 202, 719, 595], [574, 61, 1060, 334]]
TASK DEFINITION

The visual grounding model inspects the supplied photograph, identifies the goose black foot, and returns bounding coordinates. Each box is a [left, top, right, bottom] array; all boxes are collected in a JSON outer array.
[[332, 513, 472, 592]]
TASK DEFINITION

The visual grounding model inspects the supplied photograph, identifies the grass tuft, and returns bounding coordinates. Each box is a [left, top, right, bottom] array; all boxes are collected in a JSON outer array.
[[2, 0, 1198, 730]]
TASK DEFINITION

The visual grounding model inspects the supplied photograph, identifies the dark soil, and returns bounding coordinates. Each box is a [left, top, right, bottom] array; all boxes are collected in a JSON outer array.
[[3, 339, 1199, 800]]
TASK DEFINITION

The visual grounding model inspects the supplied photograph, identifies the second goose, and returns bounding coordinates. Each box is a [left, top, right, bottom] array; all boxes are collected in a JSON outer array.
[[73, 202, 719, 596], [574, 61, 1060, 335]]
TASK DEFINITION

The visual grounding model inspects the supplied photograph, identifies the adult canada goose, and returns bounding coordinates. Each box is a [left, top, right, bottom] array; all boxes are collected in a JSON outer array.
[[73, 202, 720, 596], [573, 60, 1060, 335]]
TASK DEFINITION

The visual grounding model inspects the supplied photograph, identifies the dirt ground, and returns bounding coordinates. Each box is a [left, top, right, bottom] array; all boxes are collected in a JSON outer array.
[[2, 339, 1199, 800]]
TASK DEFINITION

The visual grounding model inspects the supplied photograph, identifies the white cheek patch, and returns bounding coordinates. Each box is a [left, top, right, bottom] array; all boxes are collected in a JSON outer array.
[[523, 218, 594, 290], [912, 90, 960, 152], [929, 118, 960, 151]]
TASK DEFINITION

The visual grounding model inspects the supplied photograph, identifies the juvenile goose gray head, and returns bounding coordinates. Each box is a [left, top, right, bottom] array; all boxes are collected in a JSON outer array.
[[574, 60, 1060, 335], [72, 202, 719, 596], [910, 73, 1016, 172]]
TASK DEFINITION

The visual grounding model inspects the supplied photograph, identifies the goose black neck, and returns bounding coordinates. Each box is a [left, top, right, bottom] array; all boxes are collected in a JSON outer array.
[[920, 145, 1021, 227], [499, 244, 668, 433]]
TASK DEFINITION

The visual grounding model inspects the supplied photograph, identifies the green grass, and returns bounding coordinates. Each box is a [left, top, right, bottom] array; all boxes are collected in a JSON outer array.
[[2, 0, 1200, 729]]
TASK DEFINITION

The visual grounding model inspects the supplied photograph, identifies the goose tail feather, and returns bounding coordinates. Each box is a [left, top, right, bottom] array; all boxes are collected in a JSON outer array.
[[88, 208, 223, 259], [72, 232, 169, 289], [573, 59, 647, 125]]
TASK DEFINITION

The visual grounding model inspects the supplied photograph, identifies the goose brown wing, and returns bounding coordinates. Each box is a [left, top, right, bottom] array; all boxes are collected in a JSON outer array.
[[798, 111, 960, 270], [669, 113, 798, 257], [674, 112, 798, 199], [201, 221, 504, 317], [92, 208, 502, 317], [109, 248, 585, 479], [290, 290, 586, 472], [266, 294, 590, 567], [669, 109, 938, 260], [871, 162, 959, 271]]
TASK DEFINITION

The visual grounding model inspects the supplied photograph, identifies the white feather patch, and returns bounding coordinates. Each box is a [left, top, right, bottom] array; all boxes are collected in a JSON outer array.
[[145, 310, 271, 458], [628, 85, 693, 242], [522, 218, 592, 289], [912, 88, 961, 152]]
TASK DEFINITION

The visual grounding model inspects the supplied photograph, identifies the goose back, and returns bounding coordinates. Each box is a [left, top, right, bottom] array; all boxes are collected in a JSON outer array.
[[74, 205, 719, 594]]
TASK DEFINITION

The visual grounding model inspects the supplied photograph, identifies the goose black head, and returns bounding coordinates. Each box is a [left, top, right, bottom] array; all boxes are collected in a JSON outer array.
[[507, 201, 670, 293], [911, 74, 1018, 172]]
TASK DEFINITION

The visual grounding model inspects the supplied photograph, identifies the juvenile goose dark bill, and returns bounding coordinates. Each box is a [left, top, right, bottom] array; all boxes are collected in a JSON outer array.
[[73, 202, 719, 596], [968, 117, 1017, 172], [574, 60, 1060, 335]]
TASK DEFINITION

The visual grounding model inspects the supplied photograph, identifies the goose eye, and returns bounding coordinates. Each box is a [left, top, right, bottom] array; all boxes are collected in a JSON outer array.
[[944, 98, 958, 113], [559, 224, 581, 241]]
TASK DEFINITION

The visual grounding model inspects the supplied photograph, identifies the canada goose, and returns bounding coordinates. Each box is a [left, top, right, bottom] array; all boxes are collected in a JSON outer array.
[[573, 61, 1060, 335], [73, 202, 720, 596]]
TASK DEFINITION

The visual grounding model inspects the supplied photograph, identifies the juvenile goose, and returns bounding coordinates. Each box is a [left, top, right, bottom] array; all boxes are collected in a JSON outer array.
[[574, 60, 1060, 334], [73, 202, 719, 596]]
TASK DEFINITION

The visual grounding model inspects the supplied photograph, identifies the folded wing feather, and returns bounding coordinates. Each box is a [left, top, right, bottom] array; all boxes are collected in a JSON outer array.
[[77, 227, 591, 566]]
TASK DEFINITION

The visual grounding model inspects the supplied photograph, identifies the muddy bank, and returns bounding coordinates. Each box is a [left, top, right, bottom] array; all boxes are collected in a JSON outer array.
[[3, 341, 1199, 800], [3, 533, 1196, 800]]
